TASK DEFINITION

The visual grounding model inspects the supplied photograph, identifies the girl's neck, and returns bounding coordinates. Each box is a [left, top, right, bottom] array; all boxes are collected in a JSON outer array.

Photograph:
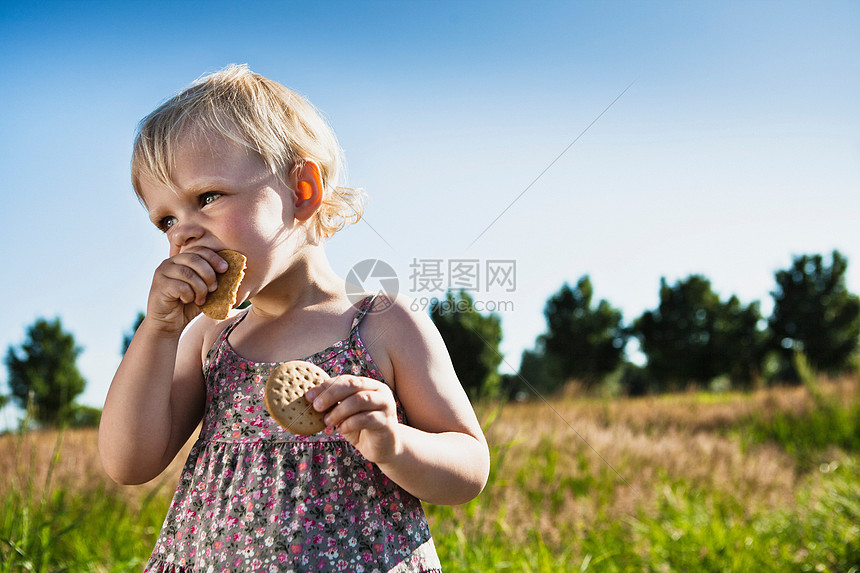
[[249, 244, 345, 319]]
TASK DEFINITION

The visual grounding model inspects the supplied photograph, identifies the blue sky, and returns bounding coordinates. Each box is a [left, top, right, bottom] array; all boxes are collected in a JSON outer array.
[[2, 1, 858, 426]]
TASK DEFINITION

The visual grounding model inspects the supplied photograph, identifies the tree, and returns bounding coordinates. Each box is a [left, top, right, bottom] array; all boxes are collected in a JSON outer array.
[[633, 275, 764, 390], [5, 317, 87, 426], [122, 311, 145, 355], [538, 277, 627, 389], [430, 290, 503, 400], [513, 345, 564, 397], [712, 295, 767, 388], [769, 250, 860, 378]]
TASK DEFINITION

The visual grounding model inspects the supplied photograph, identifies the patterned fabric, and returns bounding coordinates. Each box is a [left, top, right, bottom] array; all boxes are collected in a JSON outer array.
[[145, 296, 442, 573]]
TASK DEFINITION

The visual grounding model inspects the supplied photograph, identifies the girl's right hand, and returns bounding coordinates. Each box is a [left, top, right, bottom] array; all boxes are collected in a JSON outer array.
[[146, 248, 229, 334]]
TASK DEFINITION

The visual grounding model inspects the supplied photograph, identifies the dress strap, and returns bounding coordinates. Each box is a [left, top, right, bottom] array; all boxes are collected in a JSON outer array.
[[221, 309, 249, 339], [203, 310, 250, 372], [349, 294, 377, 332]]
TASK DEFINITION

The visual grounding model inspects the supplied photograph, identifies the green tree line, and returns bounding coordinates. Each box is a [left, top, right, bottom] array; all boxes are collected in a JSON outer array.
[[434, 250, 860, 399], [3, 250, 859, 427]]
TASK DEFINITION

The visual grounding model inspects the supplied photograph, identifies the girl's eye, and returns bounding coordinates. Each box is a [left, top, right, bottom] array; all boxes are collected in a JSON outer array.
[[158, 216, 177, 232], [200, 192, 222, 206]]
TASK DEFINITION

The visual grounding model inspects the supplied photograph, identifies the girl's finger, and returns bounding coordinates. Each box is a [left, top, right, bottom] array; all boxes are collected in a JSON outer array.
[[324, 389, 393, 428], [307, 376, 383, 412], [172, 251, 226, 292], [160, 251, 227, 306], [161, 262, 212, 306], [335, 410, 391, 436]]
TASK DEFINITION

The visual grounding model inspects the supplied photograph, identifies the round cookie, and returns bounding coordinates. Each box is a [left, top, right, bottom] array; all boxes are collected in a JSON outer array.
[[264, 360, 330, 435], [200, 250, 246, 320]]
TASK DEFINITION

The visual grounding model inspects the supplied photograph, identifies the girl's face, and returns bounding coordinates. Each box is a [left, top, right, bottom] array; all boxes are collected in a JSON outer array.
[[138, 132, 305, 303]]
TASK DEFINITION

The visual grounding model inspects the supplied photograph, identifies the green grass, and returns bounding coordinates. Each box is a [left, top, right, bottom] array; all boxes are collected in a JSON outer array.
[[425, 376, 860, 572], [427, 456, 860, 572], [2, 377, 860, 572], [1, 486, 166, 573], [627, 460, 860, 573], [742, 398, 860, 470], [0, 426, 169, 573], [740, 367, 860, 471]]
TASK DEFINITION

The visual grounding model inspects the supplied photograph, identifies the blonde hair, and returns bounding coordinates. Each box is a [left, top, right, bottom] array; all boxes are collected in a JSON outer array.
[[131, 64, 364, 239]]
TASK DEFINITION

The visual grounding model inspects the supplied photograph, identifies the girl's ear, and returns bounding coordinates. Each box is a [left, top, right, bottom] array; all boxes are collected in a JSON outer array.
[[292, 161, 323, 221]]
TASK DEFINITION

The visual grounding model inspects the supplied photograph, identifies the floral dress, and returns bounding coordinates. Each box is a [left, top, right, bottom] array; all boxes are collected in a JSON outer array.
[[145, 296, 442, 573]]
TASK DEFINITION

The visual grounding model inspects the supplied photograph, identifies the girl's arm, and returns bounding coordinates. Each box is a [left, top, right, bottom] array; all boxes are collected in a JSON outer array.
[[307, 297, 490, 505], [99, 250, 224, 485], [99, 318, 207, 485]]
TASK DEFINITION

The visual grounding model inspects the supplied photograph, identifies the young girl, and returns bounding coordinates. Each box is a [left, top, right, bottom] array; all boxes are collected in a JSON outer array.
[[99, 64, 490, 573]]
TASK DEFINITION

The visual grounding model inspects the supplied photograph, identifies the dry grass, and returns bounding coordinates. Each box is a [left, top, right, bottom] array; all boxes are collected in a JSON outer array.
[[454, 376, 858, 547], [0, 426, 196, 508], [1, 377, 857, 570], [2, 379, 852, 513]]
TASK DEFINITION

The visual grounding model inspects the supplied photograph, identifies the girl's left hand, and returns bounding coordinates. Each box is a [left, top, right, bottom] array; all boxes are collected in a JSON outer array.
[[306, 376, 400, 464]]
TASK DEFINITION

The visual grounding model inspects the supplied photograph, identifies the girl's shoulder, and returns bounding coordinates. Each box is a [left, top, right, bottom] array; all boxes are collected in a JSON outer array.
[[358, 294, 453, 387], [361, 294, 435, 345]]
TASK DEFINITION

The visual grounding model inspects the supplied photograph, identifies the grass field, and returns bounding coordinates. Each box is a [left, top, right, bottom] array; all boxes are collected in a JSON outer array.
[[2, 375, 859, 572]]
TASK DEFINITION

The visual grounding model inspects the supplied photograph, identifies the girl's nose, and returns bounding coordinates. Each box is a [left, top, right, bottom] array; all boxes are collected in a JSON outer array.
[[169, 220, 204, 256]]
